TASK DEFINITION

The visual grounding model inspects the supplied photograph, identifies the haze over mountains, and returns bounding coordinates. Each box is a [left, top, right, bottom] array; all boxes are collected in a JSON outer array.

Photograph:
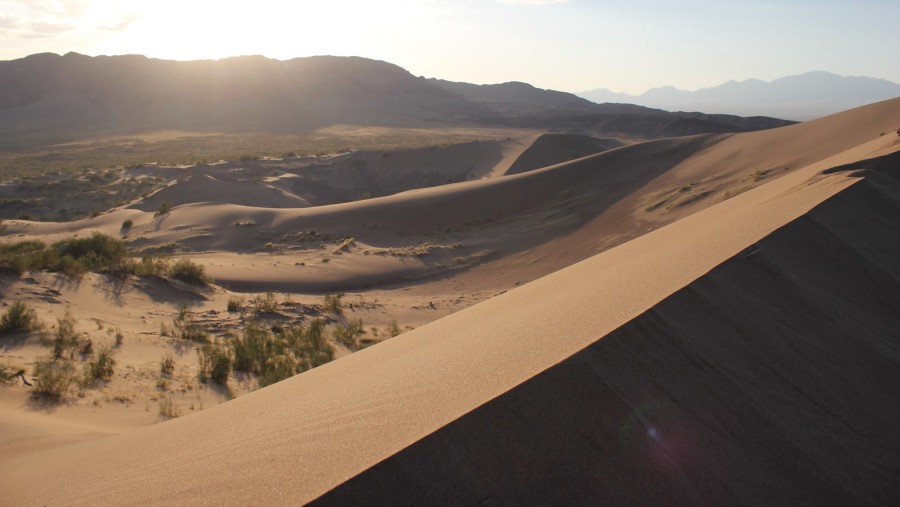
[[579, 71, 900, 120], [3, 47, 900, 506], [0, 52, 792, 146]]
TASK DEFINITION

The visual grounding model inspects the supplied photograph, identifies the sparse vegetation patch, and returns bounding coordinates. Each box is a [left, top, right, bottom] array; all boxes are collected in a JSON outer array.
[[0, 301, 43, 334]]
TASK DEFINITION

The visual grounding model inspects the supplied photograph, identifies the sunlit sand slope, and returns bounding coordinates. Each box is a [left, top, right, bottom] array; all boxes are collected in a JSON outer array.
[[316, 163, 900, 506], [3, 117, 899, 504]]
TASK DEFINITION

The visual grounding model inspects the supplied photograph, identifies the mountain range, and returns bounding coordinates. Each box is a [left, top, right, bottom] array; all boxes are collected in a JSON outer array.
[[0, 52, 792, 146], [578, 71, 900, 120]]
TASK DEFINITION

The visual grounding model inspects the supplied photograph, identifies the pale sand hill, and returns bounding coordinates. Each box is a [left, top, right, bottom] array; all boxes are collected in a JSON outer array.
[[5, 99, 897, 297], [504, 133, 625, 175], [2, 106, 899, 504], [315, 161, 900, 506]]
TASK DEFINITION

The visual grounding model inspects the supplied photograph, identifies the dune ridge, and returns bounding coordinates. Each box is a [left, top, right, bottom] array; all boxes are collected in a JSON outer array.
[[3, 122, 897, 504], [315, 166, 900, 506]]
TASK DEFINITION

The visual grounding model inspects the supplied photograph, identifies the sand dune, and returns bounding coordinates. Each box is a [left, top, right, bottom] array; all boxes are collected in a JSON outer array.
[[2, 97, 899, 504], [132, 173, 311, 211], [504, 133, 624, 175]]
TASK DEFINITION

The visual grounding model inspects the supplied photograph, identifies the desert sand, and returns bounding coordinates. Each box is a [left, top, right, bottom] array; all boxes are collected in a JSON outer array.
[[1, 98, 899, 505]]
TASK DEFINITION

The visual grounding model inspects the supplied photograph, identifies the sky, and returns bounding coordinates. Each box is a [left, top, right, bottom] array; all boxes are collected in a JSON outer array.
[[1, 0, 898, 94]]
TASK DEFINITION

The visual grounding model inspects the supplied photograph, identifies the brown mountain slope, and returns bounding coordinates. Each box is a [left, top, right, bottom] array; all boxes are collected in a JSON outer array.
[[0, 53, 792, 147]]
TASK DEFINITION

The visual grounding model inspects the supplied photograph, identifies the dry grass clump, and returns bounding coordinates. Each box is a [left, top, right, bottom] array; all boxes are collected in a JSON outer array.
[[252, 293, 279, 314], [159, 394, 180, 418], [324, 293, 344, 314], [387, 320, 402, 337], [172, 305, 208, 342], [0, 301, 43, 334], [197, 343, 231, 385], [332, 318, 365, 349], [32, 360, 77, 399], [169, 258, 212, 285], [43, 310, 88, 360], [231, 320, 334, 387], [160, 353, 176, 376], [227, 296, 244, 313], [85, 345, 116, 381]]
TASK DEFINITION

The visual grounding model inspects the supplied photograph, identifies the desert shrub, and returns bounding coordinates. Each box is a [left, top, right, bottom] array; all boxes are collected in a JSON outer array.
[[45, 310, 82, 360], [289, 319, 333, 370], [169, 258, 210, 285], [114, 328, 124, 346], [160, 353, 176, 376], [231, 319, 334, 387], [0, 240, 45, 275], [226, 296, 244, 313], [387, 320, 401, 337], [0, 301, 42, 333], [159, 394, 180, 418], [332, 318, 364, 349], [121, 219, 133, 230], [86, 345, 116, 381], [231, 324, 271, 375], [257, 354, 296, 388], [79, 337, 93, 356], [52, 233, 128, 273], [0, 234, 129, 276], [33, 360, 77, 399], [131, 254, 170, 277], [154, 201, 172, 217], [253, 292, 279, 313], [324, 293, 344, 314], [198, 343, 231, 384], [172, 305, 208, 342]]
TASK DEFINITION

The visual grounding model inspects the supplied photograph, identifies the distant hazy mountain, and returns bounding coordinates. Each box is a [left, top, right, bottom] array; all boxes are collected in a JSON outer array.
[[0, 52, 793, 146], [579, 71, 900, 120]]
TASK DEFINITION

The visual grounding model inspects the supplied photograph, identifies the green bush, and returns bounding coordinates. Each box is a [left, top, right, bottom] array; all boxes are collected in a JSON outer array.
[[227, 296, 244, 313], [121, 219, 133, 230], [53, 233, 128, 272], [132, 254, 170, 277], [154, 201, 172, 217], [231, 320, 334, 387], [0, 233, 128, 276], [45, 310, 82, 360], [198, 343, 231, 384], [169, 258, 210, 285], [0, 301, 42, 333], [86, 345, 116, 381], [33, 360, 77, 399]]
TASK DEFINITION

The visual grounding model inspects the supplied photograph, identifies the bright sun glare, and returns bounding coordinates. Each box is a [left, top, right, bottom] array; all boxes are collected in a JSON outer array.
[[95, 1, 417, 61]]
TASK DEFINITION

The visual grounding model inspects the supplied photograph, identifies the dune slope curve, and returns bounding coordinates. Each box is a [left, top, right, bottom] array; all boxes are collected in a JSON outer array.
[[315, 163, 900, 506], [2, 127, 900, 506]]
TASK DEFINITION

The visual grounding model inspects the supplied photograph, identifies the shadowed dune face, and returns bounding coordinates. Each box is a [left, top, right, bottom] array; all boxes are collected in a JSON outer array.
[[504, 133, 625, 175], [312, 162, 900, 506]]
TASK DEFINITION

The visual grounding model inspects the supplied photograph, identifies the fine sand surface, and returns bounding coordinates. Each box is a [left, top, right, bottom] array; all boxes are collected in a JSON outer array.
[[1, 99, 898, 505]]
